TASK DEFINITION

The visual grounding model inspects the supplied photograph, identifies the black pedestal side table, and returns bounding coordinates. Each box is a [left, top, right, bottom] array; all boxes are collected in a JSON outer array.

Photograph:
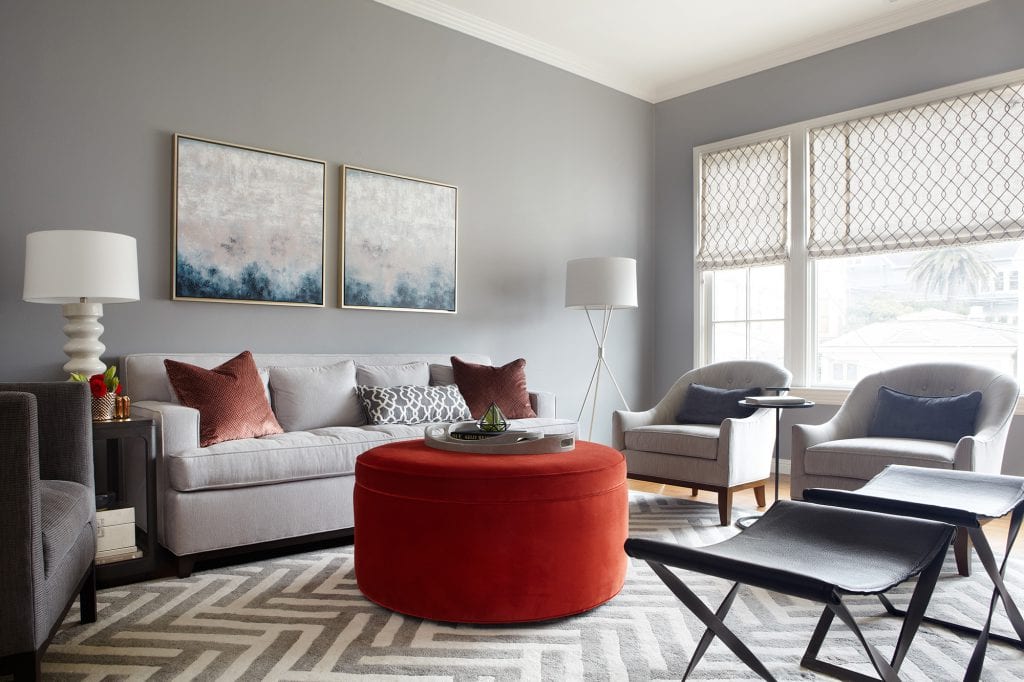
[[92, 417, 157, 587], [734, 397, 814, 530], [805, 465, 1024, 682]]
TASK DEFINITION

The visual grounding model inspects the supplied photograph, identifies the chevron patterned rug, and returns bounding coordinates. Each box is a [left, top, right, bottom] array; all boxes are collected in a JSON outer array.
[[46, 493, 1024, 681]]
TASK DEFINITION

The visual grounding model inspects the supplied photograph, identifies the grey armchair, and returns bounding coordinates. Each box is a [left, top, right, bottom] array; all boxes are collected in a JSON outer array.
[[791, 363, 1019, 499], [612, 360, 793, 525], [0, 382, 97, 681]]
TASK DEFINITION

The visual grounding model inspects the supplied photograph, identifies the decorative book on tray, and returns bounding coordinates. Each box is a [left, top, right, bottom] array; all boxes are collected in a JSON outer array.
[[745, 396, 809, 406]]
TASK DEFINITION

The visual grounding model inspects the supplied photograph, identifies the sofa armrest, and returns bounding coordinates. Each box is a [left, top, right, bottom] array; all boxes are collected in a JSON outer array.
[[529, 391, 556, 419], [133, 401, 200, 457], [612, 407, 658, 450]]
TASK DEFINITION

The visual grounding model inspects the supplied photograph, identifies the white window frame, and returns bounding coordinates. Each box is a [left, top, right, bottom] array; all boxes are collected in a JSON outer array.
[[693, 67, 1024, 407]]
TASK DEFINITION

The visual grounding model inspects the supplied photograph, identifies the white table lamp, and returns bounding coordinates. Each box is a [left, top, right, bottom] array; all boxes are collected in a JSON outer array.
[[24, 230, 140, 376], [565, 256, 638, 440]]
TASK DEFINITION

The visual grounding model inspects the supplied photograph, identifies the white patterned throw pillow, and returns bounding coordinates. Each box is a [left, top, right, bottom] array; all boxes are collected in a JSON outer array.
[[356, 384, 472, 425]]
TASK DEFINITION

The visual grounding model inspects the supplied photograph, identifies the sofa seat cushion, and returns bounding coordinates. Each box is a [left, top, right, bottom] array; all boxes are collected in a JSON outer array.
[[361, 424, 431, 440], [624, 424, 720, 460], [40, 479, 93, 578], [167, 428, 392, 492], [804, 437, 955, 480]]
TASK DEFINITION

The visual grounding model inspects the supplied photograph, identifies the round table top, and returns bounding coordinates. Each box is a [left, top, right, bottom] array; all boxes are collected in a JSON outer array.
[[738, 398, 815, 409], [356, 439, 625, 503]]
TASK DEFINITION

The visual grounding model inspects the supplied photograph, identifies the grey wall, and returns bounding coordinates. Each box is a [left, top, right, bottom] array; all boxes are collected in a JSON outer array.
[[0, 0, 653, 445], [651, 0, 1024, 474]]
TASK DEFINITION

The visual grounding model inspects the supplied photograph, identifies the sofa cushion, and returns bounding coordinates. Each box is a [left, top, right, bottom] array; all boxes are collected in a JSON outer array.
[[270, 361, 364, 431], [804, 437, 955, 480], [40, 479, 93, 578], [167, 368, 271, 406], [356, 385, 471, 425], [867, 386, 982, 443], [166, 427, 392, 492], [356, 362, 430, 387], [451, 356, 537, 419], [165, 351, 283, 447], [624, 424, 721, 460], [429, 363, 455, 386], [676, 383, 758, 425]]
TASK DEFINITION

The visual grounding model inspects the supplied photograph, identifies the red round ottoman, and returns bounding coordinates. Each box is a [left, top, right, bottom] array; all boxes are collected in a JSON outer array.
[[354, 439, 628, 623]]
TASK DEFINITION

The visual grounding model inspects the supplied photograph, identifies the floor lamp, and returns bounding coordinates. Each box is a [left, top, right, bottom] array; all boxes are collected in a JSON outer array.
[[565, 256, 638, 440]]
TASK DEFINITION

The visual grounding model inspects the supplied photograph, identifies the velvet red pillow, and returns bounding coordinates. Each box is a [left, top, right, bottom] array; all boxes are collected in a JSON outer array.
[[164, 351, 283, 447], [451, 356, 537, 419]]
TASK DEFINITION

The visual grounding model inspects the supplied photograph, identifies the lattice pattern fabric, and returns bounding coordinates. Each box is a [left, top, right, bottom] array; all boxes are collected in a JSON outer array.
[[698, 136, 789, 270], [356, 384, 471, 425], [809, 81, 1024, 259]]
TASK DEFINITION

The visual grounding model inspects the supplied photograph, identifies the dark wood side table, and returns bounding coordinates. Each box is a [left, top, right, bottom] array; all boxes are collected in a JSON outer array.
[[92, 417, 156, 587]]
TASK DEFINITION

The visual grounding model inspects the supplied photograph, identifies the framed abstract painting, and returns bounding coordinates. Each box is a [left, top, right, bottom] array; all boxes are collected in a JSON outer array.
[[173, 134, 326, 306], [341, 165, 457, 313]]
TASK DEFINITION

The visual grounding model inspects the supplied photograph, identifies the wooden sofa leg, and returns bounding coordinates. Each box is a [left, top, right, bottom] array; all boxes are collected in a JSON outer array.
[[954, 527, 972, 577], [5, 650, 42, 681], [718, 490, 733, 526], [79, 563, 97, 623], [177, 556, 196, 579], [690, 487, 698, 497], [754, 485, 766, 508]]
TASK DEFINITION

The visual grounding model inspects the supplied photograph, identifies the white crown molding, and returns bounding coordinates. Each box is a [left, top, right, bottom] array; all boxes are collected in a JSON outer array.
[[653, 0, 990, 102], [372, 0, 657, 101], [374, 0, 989, 104]]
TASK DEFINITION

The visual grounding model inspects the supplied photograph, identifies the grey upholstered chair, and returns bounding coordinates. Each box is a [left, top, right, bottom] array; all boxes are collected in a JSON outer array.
[[612, 360, 793, 525], [791, 362, 1019, 576], [0, 382, 97, 681]]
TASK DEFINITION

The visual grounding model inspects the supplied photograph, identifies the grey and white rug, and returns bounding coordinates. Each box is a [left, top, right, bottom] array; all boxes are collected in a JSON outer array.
[[46, 493, 1024, 680]]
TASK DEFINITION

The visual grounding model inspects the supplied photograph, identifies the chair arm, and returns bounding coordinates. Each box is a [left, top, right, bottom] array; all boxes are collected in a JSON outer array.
[[529, 391, 556, 419], [953, 424, 1011, 474], [133, 401, 200, 458], [0, 381, 93, 487], [719, 409, 777, 483], [0, 392, 44, 654], [611, 407, 658, 450]]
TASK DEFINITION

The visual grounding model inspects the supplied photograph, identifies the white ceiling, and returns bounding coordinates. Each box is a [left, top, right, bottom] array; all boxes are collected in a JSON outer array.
[[373, 0, 988, 102]]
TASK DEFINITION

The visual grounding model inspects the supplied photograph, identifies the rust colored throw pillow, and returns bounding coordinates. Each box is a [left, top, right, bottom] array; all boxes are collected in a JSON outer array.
[[164, 351, 284, 447], [451, 356, 537, 419]]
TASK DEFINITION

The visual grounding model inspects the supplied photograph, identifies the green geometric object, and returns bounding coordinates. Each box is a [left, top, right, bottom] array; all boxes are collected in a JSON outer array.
[[478, 402, 509, 432]]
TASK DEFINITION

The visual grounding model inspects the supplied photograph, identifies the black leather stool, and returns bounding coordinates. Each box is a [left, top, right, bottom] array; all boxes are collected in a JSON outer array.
[[625, 499, 954, 681], [805, 465, 1024, 682]]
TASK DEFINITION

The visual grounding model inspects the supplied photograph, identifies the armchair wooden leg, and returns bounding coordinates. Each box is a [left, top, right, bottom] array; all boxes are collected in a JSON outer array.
[[691, 487, 698, 497], [754, 485, 766, 508], [955, 527, 972, 577], [718, 490, 733, 526], [5, 650, 42, 681], [176, 555, 196, 579], [79, 563, 97, 624]]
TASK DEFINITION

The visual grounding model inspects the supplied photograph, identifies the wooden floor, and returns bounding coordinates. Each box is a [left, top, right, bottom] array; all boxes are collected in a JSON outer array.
[[628, 474, 1013, 547]]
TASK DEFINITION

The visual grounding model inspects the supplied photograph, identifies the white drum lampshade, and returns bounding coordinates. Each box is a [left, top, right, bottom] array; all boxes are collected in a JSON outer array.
[[24, 230, 140, 376], [565, 257, 638, 310]]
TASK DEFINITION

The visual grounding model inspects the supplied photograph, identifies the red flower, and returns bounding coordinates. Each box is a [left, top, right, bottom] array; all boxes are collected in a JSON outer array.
[[88, 374, 107, 398], [115, 383, 123, 395]]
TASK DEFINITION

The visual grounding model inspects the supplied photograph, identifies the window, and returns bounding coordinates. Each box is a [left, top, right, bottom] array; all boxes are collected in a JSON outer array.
[[696, 70, 1024, 387]]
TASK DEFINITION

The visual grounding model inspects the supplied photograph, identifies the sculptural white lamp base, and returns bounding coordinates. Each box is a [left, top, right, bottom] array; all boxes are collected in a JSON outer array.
[[60, 301, 107, 376], [566, 257, 638, 441], [24, 230, 139, 376]]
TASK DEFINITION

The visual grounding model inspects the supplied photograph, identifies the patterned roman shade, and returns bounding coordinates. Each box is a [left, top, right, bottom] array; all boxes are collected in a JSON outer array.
[[808, 81, 1024, 259], [697, 137, 789, 270]]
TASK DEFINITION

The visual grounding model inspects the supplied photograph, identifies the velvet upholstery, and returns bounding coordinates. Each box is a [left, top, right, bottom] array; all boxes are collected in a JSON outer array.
[[354, 440, 627, 623], [791, 362, 1019, 500], [867, 386, 982, 442], [675, 383, 758, 424], [451, 356, 537, 419]]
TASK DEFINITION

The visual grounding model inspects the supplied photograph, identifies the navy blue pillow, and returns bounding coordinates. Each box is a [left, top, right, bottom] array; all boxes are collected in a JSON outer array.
[[676, 383, 760, 425], [867, 386, 982, 443]]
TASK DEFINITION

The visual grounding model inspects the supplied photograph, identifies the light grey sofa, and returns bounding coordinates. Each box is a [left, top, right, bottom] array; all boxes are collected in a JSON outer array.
[[121, 353, 568, 577]]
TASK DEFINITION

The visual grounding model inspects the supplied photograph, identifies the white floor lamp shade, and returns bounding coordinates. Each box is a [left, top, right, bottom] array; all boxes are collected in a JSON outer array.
[[24, 230, 140, 376], [565, 257, 637, 440]]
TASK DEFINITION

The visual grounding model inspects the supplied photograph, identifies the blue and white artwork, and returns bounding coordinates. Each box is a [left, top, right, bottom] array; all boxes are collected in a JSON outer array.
[[174, 135, 325, 306], [342, 166, 457, 313]]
